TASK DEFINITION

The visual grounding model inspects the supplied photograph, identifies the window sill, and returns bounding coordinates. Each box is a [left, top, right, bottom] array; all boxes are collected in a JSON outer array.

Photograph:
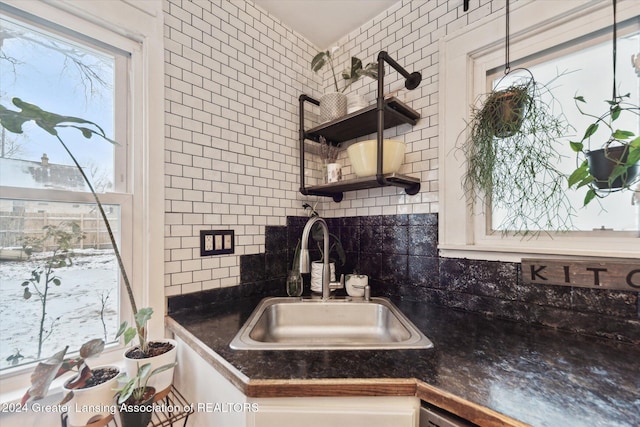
[[0, 345, 126, 407], [438, 240, 640, 263]]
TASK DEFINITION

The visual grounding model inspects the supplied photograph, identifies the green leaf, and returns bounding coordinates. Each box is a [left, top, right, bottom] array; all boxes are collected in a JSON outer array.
[[23, 288, 32, 300], [582, 123, 598, 140], [115, 321, 128, 339], [0, 104, 30, 133], [1, 98, 115, 144], [569, 141, 583, 152], [574, 95, 586, 103], [311, 51, 328, 73], [123, 326, 137, 345], [117, 378, 137, 404], [567, 166, 588, 188], [53, 278, 61, 286], [150, 361, 177, 378], [78, 338, 105, 358], [348, 57, 363, 79], [134, 307, 154, 329], [583, 189, 596, 205], [626, 146, 640, 165], [361, 62, 378, 80], [21, 346, 70, 404], [612, 129, 634, 140], [137, 362, 152, 381], [575, 175, 595, 189], [610, 105, 621, 121]]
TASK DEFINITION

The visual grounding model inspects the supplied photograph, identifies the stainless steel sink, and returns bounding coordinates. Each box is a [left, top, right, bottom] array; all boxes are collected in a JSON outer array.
[[229, 297, 434, 350]]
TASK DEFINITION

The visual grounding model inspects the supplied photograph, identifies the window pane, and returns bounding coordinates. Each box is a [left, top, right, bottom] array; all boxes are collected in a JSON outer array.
[[491, 30, 640, 232], [0, 14, 115, 193], [0, 199, 120, 371], [0, 9, 126, 374]]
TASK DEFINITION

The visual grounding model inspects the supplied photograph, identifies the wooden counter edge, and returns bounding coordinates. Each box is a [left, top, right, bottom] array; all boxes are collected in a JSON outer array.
[[416, 382, 531, 427], [244, 378, 416, 398]]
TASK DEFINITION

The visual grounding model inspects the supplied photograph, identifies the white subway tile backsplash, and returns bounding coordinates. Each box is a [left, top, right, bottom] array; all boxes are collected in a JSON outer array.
[[164, 0, 508, 295]]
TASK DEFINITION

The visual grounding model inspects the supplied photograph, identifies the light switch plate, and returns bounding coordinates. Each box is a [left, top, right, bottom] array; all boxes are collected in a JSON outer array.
[[200, 230, 234, 256]]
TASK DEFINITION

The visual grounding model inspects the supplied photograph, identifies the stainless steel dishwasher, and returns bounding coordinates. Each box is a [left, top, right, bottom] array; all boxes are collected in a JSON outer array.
[[420, 403, 478, 427]]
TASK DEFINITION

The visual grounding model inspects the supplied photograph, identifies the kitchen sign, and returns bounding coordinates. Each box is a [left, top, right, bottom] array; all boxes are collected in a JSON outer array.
[[521, 258, 640, 291]]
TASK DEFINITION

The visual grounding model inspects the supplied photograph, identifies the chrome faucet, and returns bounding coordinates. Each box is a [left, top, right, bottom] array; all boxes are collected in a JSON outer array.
[[299, 216, 343, 301]]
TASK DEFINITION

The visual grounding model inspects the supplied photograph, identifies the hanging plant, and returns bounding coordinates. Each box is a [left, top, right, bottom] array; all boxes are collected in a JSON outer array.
[[460, 0, 574, 235], [567, 0, 640, 205], [474, 79, 532, 139]]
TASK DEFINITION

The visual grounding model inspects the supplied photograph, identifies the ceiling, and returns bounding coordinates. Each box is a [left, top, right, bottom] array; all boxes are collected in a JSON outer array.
[[252, 0, 400, 49]]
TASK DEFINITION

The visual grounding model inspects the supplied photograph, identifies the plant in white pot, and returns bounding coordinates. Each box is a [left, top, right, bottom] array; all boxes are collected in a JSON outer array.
[[117, 309, 177, 399], [0, 98, 177, 397], [20, 339, 120, 426], [311, 47, 378, 122]]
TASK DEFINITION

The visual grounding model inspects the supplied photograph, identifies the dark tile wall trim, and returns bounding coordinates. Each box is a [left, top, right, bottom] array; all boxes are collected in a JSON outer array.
[[168, 214, 640, 343]]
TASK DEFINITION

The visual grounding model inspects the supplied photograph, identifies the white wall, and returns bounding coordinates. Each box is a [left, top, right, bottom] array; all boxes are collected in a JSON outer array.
[[162, 0, 513, 296], [163, 0, 319, 296]]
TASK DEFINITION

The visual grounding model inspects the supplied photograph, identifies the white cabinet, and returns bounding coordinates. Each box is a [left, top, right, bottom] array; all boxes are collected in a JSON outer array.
[[174, 336, 419, 427], [248, 396, 419, 427]]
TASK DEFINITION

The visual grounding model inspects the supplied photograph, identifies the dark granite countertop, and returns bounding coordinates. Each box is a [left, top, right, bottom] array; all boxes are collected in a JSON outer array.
[[167, 296, 640, 427]]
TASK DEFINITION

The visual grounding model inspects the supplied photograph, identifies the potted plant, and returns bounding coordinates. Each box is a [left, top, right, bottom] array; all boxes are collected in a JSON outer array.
[[0, 98, 177, 395], [460, 71, 574, 234], [566, 0, 640, 205], [301, 203, 346, 293], [20, 339, 120, 426], [568, 93, 640, 204], [311, 47, 378, 122], [115, 361, 177, 427], [117, 309, 178, 399]]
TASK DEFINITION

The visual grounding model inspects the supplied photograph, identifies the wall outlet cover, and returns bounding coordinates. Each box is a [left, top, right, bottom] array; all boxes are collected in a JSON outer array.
[[200, 230, 234, 256]]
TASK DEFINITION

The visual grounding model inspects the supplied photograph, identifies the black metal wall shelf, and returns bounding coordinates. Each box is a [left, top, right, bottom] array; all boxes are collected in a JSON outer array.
[[299, 51, 423, 202], [302, 173, 420, 202], [304, 97, 420, 144]]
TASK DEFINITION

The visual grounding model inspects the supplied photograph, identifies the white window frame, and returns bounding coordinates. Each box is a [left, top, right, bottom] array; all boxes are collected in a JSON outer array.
[[439, 0, 640, 262], [0, 0, 164, 401]]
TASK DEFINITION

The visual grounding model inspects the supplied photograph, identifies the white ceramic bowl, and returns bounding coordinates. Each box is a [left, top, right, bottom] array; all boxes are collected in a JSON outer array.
[[347, 139, 406, 177]]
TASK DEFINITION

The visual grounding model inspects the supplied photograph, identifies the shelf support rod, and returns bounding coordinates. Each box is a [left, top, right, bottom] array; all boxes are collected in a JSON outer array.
[[375, 51, 422, 188], [298, 94, 319, 196]]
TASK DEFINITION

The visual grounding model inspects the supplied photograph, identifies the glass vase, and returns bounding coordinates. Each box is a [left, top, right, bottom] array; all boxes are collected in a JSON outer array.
[[286, 270, 303, 297]]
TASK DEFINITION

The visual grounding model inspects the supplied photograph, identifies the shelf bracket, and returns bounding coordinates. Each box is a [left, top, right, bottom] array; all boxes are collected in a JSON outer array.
[[375, 52, 422, 194], [299, 94, 320, 195], [298, 52, 422, 202]]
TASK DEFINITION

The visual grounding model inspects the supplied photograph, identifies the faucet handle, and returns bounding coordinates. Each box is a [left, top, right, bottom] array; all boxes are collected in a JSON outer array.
[[299, 249, 310, 274], [329, 274, 345, 290]]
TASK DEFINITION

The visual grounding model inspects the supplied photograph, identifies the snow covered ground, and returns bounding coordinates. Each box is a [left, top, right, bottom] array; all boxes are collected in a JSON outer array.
[[0, 249, 119, 370]]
